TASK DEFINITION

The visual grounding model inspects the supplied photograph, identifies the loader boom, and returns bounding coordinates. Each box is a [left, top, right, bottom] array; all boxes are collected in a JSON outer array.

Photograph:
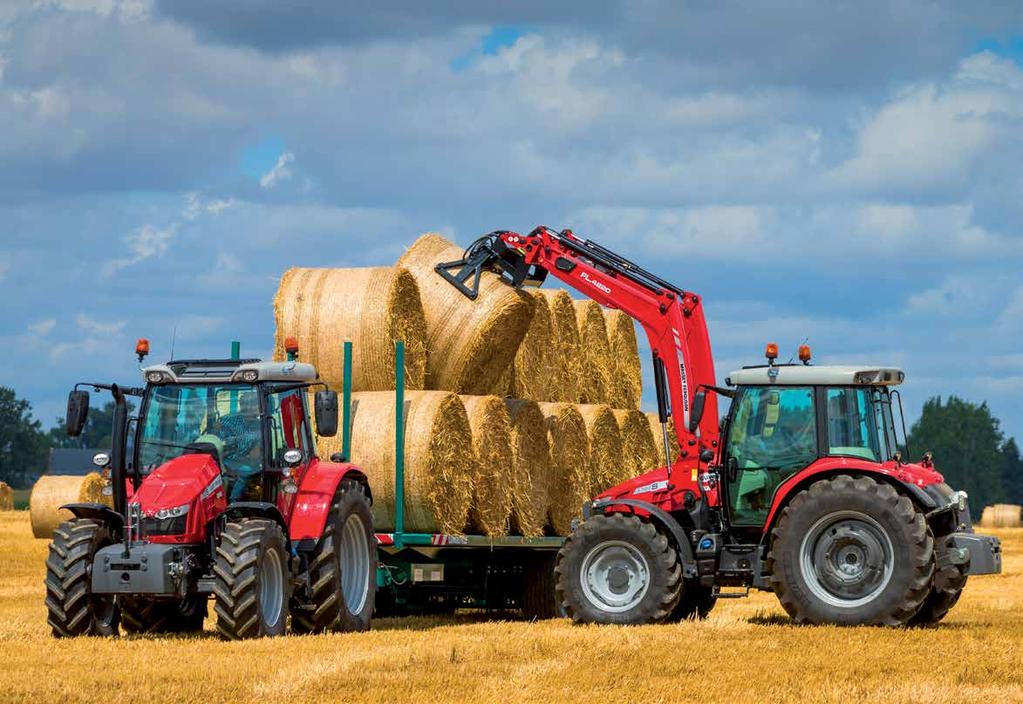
[[437, 226, 719, 482]]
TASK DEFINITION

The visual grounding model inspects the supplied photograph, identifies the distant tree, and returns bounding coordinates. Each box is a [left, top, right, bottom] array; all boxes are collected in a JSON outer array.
[[1000, 438, 1023, 506], [48, 399, 135, 450], [907, 396, 1005, 516], [0, 386, 50, 488]]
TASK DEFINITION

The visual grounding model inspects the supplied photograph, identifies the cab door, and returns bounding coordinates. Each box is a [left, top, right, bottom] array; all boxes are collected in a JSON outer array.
[[265, 387, 314, 515], [722, 386, 819, 527]]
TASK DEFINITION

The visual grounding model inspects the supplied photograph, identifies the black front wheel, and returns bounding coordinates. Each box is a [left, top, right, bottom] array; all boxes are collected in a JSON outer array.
[[45, 518, 119, 638], [213, 518, 291, 639], [555, 513, 682, 625]]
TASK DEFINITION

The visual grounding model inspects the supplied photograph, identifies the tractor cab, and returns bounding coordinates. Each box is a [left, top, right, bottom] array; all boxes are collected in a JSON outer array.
[[721, 360, 911, 531]]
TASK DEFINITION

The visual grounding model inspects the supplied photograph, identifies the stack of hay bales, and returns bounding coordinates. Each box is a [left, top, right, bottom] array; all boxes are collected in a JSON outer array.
[[0, 481, 13, 511], [29, 473, 110, 539], [274, 232, 661, 537], [979, 504, 1022, 528]]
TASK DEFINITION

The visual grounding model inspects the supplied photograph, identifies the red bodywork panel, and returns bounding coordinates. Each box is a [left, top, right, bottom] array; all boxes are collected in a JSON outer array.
[[130, 454, 227, 544], [287, 458, 364, 543]]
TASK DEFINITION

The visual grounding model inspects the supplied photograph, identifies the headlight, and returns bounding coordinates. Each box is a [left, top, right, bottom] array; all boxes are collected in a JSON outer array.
[[146, 371, 168, 383], [154, 503, 190, 520], [950, 490, 968, 513]]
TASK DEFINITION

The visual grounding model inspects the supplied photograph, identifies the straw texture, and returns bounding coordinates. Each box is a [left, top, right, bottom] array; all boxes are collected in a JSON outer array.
[[29, 473, 109, 539], [320, 390, 474, 534], [501, 290, 556, 401], [647, 412, 682, 467], [573, 300, 613, 404], [577, 404, 625, 494], [536, 289, 581, 403], [604, 309, 642, 409], [979, 504, 1022, 528], [0, 481, 12, 511], [273, 266, 428, 391], [537, 402, 590, 536], [460, 395, 514, 536], [397, 233, 535, 394], [614, 409, 659, 480], [504, 399, 550, 537]]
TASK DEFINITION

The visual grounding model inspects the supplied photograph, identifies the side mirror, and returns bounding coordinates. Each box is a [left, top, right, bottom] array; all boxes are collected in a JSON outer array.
[[66, 390, 90, 437], [689, 390, 707, 433], [314, 390, 339, 438]]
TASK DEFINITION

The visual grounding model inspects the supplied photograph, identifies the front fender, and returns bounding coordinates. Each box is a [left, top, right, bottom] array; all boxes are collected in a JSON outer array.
[[289, 458, 369, 544], [61, 502, 124, 531]]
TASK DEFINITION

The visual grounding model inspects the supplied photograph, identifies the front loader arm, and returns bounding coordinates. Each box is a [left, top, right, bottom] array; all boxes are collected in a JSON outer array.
[[436, 226, 719, 470]]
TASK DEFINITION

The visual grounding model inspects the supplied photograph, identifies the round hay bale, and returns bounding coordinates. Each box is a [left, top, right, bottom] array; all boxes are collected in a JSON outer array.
[[397, 233, 536, 394], [29, 473, 109, 539], [537, 402, 590, 536], [320, 390, 474, 534], [614, 409, 659, 481], [460, 395, 514, 536], [646, 412, 681, 467], [979, 504, 1022, 528], [604, 309, 642, 409], [0, 481, 13, 511], [537, 289, 581, 403], [504, 399, 550, 537], [573, 300, 613, 404], [502, 290, 555, 401], [273, 266, 428, 392], [577, 404, 625, 494]]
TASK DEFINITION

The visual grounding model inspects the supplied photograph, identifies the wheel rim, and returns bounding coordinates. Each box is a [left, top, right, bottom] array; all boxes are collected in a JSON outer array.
[[799, 510, 894, 608], [579, 540, 650, 613], [260, 547, 284, 628], [340, 513, 370, 615]]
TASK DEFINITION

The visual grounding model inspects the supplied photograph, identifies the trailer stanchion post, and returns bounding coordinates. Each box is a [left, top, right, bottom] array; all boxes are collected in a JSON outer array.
[[394, 340, 406, 548], [342, 340, 353, 462]]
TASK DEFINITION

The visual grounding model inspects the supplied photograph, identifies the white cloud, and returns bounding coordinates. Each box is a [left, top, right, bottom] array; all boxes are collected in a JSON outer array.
[[260, 151, 294, 189], [75, 313, 126, 337], [183, 192, 235, 220], [905, 275, 998, 316], [102, 223, 176, 276], [27, 318, 56, 336]]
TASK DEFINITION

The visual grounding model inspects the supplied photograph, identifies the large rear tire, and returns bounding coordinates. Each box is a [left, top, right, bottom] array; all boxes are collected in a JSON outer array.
[[45, 518, 119, 638], [121, 596, 207, 634], [213, 518, 291, 639], [292, 480, 376, 634], [766, 475, 934, 626], [555, 513, 682, 625]]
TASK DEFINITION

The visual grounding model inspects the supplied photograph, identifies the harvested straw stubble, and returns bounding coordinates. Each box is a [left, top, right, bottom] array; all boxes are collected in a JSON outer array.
[[647, 412, 682, 467], [614, 409, 659, 481], [29, 473, 109, 539], [979, 504, 1022, 528], [397, 234, 535, 395], [460, 395, 514, 536], [497, 290, 555, 402], [604, 309, 643, 409], [319, 391, 474, 534], [537, 402, 590, 536], [577, 404, 625, 494], [0, 481, 12, 511], [273, 266, 428, 392], [504, 399, 550, 537], [537, 289, 581, 403], [573, 300, 613, 404]]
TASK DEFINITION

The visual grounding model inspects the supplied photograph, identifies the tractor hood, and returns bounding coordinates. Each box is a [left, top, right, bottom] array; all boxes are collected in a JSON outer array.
[[132, 453, 225, 516]]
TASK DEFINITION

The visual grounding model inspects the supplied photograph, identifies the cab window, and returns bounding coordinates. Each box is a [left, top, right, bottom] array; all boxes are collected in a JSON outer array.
[[267, 388, 311, 463], [826, 387, 881, 461], [726, 386, 817, 526]]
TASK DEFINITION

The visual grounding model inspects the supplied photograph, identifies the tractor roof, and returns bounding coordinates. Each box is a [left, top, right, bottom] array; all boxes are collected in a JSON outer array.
[[142, 358, 318, 384], [725, 365, 904, 387]]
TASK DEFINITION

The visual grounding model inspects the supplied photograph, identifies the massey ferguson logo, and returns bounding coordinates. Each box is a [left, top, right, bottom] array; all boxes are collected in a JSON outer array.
[[580, 271, 611, 294]]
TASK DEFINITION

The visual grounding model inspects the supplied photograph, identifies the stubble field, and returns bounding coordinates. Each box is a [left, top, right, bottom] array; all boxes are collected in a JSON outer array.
[[0, 511, 1020, 704]]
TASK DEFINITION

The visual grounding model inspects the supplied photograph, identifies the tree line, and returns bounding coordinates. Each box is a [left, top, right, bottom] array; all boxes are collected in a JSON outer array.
[[1, 385, 1022, 515]]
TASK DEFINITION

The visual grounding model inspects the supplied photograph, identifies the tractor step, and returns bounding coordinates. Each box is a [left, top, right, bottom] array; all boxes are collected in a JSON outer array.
[[713, 586, 750, 599]]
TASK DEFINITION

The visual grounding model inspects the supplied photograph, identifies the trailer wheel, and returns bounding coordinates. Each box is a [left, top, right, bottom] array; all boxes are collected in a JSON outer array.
[[121, 596, 207, 634], [766, 475, 934, 626], [669, 579, 716, 621], [555, 513, 682, 625], [907, 559, 968, 626], [45, 518, 119, 638], [213, 518, 291, 639], [521, 552, 559, 620], [292, 480, 376, 634]]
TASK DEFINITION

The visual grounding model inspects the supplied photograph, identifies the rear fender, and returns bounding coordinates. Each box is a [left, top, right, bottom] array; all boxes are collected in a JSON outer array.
[[761, 458, 941, 542], [590, 497, 698, 579], [289, 458, 370, 544]]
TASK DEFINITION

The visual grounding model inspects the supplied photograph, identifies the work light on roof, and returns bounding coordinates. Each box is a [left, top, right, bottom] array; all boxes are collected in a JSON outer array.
[[135, 338, 150, 363]]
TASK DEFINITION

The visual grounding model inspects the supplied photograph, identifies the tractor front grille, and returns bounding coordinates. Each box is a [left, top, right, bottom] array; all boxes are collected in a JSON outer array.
[[141, 515, 187, 537]]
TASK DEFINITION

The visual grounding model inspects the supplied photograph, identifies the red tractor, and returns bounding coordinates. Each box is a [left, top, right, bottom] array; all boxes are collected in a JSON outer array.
[[438, 226, 1002, 626], [45, 339, 376, 639]]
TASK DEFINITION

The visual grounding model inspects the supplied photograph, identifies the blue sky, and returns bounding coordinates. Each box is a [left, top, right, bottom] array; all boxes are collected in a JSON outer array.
[[2, 1, 1023, 448]]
